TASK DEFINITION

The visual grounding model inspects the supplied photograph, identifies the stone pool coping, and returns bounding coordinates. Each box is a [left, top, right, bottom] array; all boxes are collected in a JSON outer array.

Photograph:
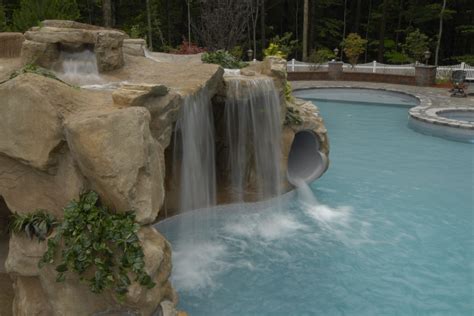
[[290, 81, 474, 130]]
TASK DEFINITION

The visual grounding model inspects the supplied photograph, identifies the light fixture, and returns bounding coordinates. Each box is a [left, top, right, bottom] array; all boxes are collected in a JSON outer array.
[[424, 50, 431, 65], [247, 49, 253, 61]]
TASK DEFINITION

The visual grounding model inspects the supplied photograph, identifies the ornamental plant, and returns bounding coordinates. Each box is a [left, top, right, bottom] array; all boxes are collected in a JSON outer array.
[[201, 50, 247, 69], [342, 33, 367, 66], [39, 191, 155, 299], [9, 211, 58, 241]]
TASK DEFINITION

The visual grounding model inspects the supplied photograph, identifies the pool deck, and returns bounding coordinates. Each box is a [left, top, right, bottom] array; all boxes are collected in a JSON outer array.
[[290, 81, 474, 130]]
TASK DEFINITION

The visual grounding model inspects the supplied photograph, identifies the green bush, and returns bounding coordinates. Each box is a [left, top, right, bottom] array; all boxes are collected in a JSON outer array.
[[265, 32, 298, 59], [9, 211, 58, 241], [308, 48, 335, 69], [285, 106, 303, 126], [201, 50, 247, 69], [384, 51, 412, 64], [39, 191, 155, 299], [0, 4, 7, 32]]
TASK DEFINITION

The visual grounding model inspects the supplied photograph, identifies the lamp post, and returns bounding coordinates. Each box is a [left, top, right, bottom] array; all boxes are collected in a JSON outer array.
[[333, 48, 339, 61], [247, 49, 253, 61], [424, 50, 431, 65]]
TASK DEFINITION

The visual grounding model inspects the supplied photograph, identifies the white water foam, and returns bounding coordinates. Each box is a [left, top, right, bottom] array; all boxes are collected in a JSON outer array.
[[172, 241, 228, 292], [57, 49, 103, 86]]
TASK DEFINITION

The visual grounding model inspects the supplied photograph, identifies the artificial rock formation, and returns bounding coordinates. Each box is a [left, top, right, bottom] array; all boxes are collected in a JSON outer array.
[[22, 20, 126, 72], [0, 20, 329, 315]]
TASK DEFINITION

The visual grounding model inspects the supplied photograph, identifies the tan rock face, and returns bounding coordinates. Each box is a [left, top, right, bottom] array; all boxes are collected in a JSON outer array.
[[0, 75, 63, 170], [21, 21, 126, 72], [65, 107, 164, 224], [5, 234, 48, 276], [123, 38, 147, 57], [12, 276, 53, 316]]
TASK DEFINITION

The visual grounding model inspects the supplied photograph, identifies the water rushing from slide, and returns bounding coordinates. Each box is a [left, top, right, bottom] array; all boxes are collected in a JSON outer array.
[[224, 77, 282, 201], [57, 50, 102, 85], [173, 89, 217, 212]]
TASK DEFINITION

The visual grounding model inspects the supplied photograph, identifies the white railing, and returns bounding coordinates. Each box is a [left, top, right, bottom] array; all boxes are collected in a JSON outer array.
[[287, 59, 474, 80]]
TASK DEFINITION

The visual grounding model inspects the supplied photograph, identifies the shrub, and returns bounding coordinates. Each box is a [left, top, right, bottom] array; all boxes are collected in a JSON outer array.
[[308, 48, 335, 70], [285, 106, 303, 126], [229, 46, 243, 60], [39, 191, 155, 299], [201, 50, 248, 69], [264, 43, 286, 59], [174, 39, 206, 55], [384, 51, 412, 64], [342, 33, 367, 66], [9, 211, 58, 241], [0, 4, 7, 32], [266, 32, 298, 59]]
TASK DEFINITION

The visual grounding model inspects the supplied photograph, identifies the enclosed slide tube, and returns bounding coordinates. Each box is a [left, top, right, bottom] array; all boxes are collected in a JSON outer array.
[[287, 130, 328, 186]]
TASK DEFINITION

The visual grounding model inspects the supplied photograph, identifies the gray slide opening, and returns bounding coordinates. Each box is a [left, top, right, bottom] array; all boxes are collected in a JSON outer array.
[[287, 130, 328, 186]]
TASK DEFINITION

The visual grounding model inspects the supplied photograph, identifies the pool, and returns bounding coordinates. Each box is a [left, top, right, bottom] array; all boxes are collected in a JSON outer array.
[[156, 89, 473, 315]]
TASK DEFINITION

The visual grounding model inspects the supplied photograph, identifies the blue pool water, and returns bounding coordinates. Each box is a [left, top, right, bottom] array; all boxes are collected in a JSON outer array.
[[156, 89, 473, 315]]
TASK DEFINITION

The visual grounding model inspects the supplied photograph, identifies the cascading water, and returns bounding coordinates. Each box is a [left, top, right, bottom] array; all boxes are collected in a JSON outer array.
[[57, 49, 102, 86], [224, 77, 282, 201], [172, 89, 217, 212]]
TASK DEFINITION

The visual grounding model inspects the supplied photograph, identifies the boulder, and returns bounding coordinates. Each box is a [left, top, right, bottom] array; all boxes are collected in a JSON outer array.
[[12, 276, 53, 316], [5, 234, 48, 277], [123, 38, 147, 57], [0, 74, 63, 170], [21, 21, 126, 72], [124, 226, 177, 314], [65, 107, 164, 224], [0, 153, 85, 218], [112, 83, 169, 107], [20, 40, 59, 68], [94, 30, 125, 72]]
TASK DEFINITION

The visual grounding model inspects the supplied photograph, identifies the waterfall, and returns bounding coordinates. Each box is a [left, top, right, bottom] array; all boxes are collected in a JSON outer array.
[[57, 49, 102, 86], [173, 89, 217, 212], [224, 77, 282, 201]]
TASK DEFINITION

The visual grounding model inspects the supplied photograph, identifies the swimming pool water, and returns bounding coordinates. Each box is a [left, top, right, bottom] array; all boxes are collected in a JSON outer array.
[[156, 90, 473, 315]]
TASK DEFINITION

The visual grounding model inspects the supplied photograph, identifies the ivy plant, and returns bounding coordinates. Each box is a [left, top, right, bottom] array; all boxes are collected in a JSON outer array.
[[39, 191, 155, 299], [9, 211, 58, 241], [285, 106, 303, 126]]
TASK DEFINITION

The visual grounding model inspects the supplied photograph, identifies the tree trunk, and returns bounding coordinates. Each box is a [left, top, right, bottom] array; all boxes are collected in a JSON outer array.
[[309, 0, 316, 52], [103, 0, 112, 27], [261, 0, 266, 51], [302, 0, 309, 60], [146, 0, 153, 49], [364, 0, 372, 62], [353, 0, 362, 33], [395, 0, 403, 49], [342, 0, 347, 59], [187, 0, 191, 46], [435, 0, 447, 66], [377, 0, 389, 62]]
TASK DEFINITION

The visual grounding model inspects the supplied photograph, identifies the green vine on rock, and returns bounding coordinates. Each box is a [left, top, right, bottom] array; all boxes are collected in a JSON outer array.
[[39, 191, 155, 300], [285, 106, 303, 126], [1, 63, 77, 87]]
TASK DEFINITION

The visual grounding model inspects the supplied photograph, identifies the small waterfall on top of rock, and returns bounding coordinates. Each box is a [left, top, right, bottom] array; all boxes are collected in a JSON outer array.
[[224, 77, 282, 201], [57, 49, 102, 85], [173, 89, 217, 212]]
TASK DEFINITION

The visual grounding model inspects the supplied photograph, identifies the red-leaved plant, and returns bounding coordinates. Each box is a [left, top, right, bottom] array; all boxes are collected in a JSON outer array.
[[174, 38, 206, 55]]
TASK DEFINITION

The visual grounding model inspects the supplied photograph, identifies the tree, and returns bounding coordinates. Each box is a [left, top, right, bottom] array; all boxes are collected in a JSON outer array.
[[249, 0, 260, 59], [342, 33, 367, 65], [302, 0, 309, 60], [12, 0, 80, 31], [435, 0, 447, 66], [102, 0, 112, 27], [0, 3, 7, 31], [403, 29, 430, 62], [377, 0, 389, 61], [195, 0, 250, 51], [146, 0, 153, 49]]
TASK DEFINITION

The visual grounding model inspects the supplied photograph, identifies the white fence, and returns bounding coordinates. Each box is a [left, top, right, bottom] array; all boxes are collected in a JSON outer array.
[[287, 59, 474, 80]]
